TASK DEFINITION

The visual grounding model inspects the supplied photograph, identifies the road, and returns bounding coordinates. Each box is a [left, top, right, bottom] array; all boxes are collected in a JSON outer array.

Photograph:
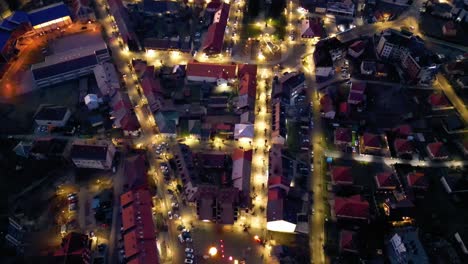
[[435, 74, 468, 125]]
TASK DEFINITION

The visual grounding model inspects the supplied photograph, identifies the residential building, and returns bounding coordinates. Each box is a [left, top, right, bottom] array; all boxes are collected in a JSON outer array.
[[69, 0, 96, 22], [94, 62, 120, 96], [340, 230, 358, 254], [155, 111, 177, 138], [360, 132, 388, 155], [327, 0, 355, 16], [393, 124, 412, 138], [120, 189, 159, 264], [348, 82, 366, 105], [234, 124, 254, 141], [426, 142, 449, 160], [70, 140, 116, 170], [110, 91, 141, 136], [334, 127, 352, 149], [386, 227, 429, 264], [231, 148, 252, 197], [393, 139, 413, 158], [375, 172, 398, 190], [142, 0, 180, 15], [320, 95, 335, 119], [266, 187, 306, 233], [428, 93, 451, 110], [313, 42, 334, 79], [376, 29, 437, 85], [51, 232, 91, 264], [141, 66, 164, 112], [440, 172, 468, 196], [186, 61, 237, 83], [237, 64, 257, 110], [34, 105, 71, 127], [381, 191, 415, 220], [32, 32, 110, 88], [331, 166, 353, 186], [406, 172, 428, 191], [144, 36, 192, 53], [108, 0, 139, 49], [125, 154, 148, 190], [30, 138, 67, 160], [348, 40, 366, 58], [195, 186, 239, 224], [300, 17, 323, 39], [202, 3, 230, 54], [360, 60, 376, 75], [332, 195, 370, 222]]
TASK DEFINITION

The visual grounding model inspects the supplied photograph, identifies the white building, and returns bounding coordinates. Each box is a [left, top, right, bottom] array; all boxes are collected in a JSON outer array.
[[94, 62, 120, 95], [84, 94, 100, 110], [70, 140, 116, 170]]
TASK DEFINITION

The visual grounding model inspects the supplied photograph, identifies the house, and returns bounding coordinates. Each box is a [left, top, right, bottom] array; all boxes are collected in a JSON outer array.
[[266, 187, 305, 233], [360, 133, 387, 155], [125, 154, 148, 189], [34, 105, 71, 127], [386, 227, 429, 264], [234, 124, 254, 141], [108, 0, 139, 48], [94, 62, 120, 96], [271, 100, 287, 144], [202, 3, 230, 54], [393, 124, 412, 138], [237, 64, 257, 109], [348, 82, 366, 105], [300, 17, 323, 39], [338, 102, 350, 117], [231, 149, 253, 197], [381, 191, 415, 220], [334, 127, 352, 148], [70, 140, 116, 170], [442, 21, 457, 37], [426, 142, 449, 160], [348, 40, 366, 58], [327, 0, 355, 16], [240, 111, 255, 124], [187, 119, 202, 139], [332, 195, 369, 222], [428, 93, 451, 110], [120, 189, 159, 264], [195, 186, 239, 224], [110, 91, 141, 136], [340, 230, 358, 254], [360, 60, 376, 75], [393, 139, 413, 158], [51, 232, 91, 264], [375, 172, 398, 190], [313, 40, 335, 80], [84, 94, 100, 110], [331, 166, 353, 186], [320, 95, 335, 119], [141, 66, 164, 112], [186, 61, 237, 83], [406, 172, 428, 191]]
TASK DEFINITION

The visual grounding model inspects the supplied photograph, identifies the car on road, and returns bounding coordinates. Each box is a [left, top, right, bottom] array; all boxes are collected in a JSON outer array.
[[178, 234, 185, 243], [186, 253, 194, 259], [168, 211, 173, 220], [184, 259, 194, 264], [185, 248, 194, 253]]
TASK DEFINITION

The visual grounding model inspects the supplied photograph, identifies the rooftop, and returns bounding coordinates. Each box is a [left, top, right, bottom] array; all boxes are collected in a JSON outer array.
[[28, 2, 71, 27], [70, 140, 111, 161], [331, 166, 353, 185], [186, 61, 237, 79], [34, 105, 69, 121], [333, 195, 369, 220], [334, 127, 352, 143]]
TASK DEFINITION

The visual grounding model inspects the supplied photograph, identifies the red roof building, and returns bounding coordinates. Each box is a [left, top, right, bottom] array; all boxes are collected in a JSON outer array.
[[334, 127, 352, 146], [426, 142, 449, 160], [331, 166, 353, 185], [339, 230, 358, 253], [333, 195, 370, 221], [206, 0, 222, 12], [428, 93, 450, 109], [375, 172, 398, 190], [120, 189, 159, 264], [320, 95, 335, 118], [202, 3, 230, 54], [300, 17, 323, 39], [268, 176, 291, 192], [348, 40, 366, 58], [339, 102, 350, 117], [124, 154, 148, 189], [232, 148, 252, 195], [186, 61, 237, 82], [406, 172, 428, 190], [360, 132, 385, 154], [393, 124, 412, 137], [393, 139, 413, 157], [53, 232, 91, 264]]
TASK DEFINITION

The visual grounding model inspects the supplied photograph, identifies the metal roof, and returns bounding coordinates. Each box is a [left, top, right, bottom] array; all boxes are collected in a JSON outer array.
[[28, 2, 71, 26], [32, 54, 97, 80]]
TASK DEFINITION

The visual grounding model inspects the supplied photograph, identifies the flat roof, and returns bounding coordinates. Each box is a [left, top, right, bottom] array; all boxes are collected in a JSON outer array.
[[28, 2, 71, 26]]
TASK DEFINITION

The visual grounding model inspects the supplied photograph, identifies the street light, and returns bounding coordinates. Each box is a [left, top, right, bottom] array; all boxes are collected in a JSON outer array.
[[208, 246, 218, 256]]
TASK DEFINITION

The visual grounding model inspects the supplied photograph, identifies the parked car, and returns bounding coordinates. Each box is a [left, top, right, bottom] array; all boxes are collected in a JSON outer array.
[[184, 259, 194, 264], [185, 248, 194, 253], [186, 253, 194, 259]]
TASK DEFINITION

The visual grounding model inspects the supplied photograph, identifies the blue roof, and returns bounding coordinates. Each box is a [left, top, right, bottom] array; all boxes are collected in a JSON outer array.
[[0, 30, 11, 51], [8, 11, 30, 24], [28, 3, 71, 26], [0, 20, 18, 31], [33, 54, 97, 80]]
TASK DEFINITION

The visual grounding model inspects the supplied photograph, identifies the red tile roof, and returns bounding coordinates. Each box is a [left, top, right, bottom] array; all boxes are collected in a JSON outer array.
[[393, 124, 412, 137], [268, 176, 291, 188], [120, 113, 140, 131], [394, 139, 413, 155], [320, 95, 334, 112], [362, 133, 382, 148], [237, 63, 257, 78], [53, 232, 90, 259], [141, 75, 162, 95], [206, 0, 221, 12], [339, 102, 349, 114], [239, 73, 257, 98], [232, 148, 253, 161], [268, 187, 287, 200], [406, 172, 428, 189], [428, 93, 449, 107], [215, 122, 233, 131], [186, 61, 237, 79], [124, 231, 139, 258], [202, 3, 230, 54], [350, 82, 366, 93], [348, 91, 364, 104], [349, 40, 366, 53], [334, 195, 369, 220], [340, 230, 358, 253], [331, 166, 353, 185], [301, 17, 323, 38], [375, 172, 397, 189], [334, 127, 352, 144], [427, 142, 448, 159]]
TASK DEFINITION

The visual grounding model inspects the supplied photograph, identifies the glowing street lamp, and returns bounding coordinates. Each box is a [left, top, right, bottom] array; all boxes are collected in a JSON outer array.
[[208, 246, 218, 256]]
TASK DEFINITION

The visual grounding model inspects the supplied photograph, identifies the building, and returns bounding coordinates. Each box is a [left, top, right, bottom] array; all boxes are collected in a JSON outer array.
[[271, 100, 287, 145], [428, 93, 451, 110], [125, 154, 148, 189], [334, 127, 352, 148], [120, 189, 159, 264], [440, 172, 468, 196], [84, 94, 100, 110], [360, 60, 376, 75], [375, 172, 398, 190], [141, 66, 164, 112], [348, 82, 366, 105], [94, 62, 120, 96], [360, 132, 388, 155], [456, 76, 468, 89], [28, 2, 72, 32], [376, 29, 437, 85], [143, 0, 180, 16], [340, 230, 358, 254], [332, 195, 370, 222], [231, 148, 252, 197], [234, 124, 254, 141], [108, 0, 139, 49], [69, 0, 96, 22], [4, 217, 25, 254], [320, 95, 335, 119], [331, 166, 353, 186], [393, 139, 413, 158], [236, 64, 257, 110], [51, 232, 91, 264], [70, 140, 116, 170], [442, 21, 457, 37], [202, 3, 230, 54], [348, 40, 366, 58], [266, 187, 305, 233], [144, 36, 192, 53], [186, 61, 237, 83], [327, 0, 355, 16], [155, 111, 177, 138], [110, 91, 141, 136], [30, 138, 68, 160], [300, 17, 323, 39], [406, 172, 428, 191], [426, 142, 449, 160], [195, 186, 239, 224], [0, 12, 31, 63], [34, 105, 71, 127], [386, 227, 429, 264], [393, 124, 412, 138], [313, 41, 334, 79], [32, 32, 110, 87]]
